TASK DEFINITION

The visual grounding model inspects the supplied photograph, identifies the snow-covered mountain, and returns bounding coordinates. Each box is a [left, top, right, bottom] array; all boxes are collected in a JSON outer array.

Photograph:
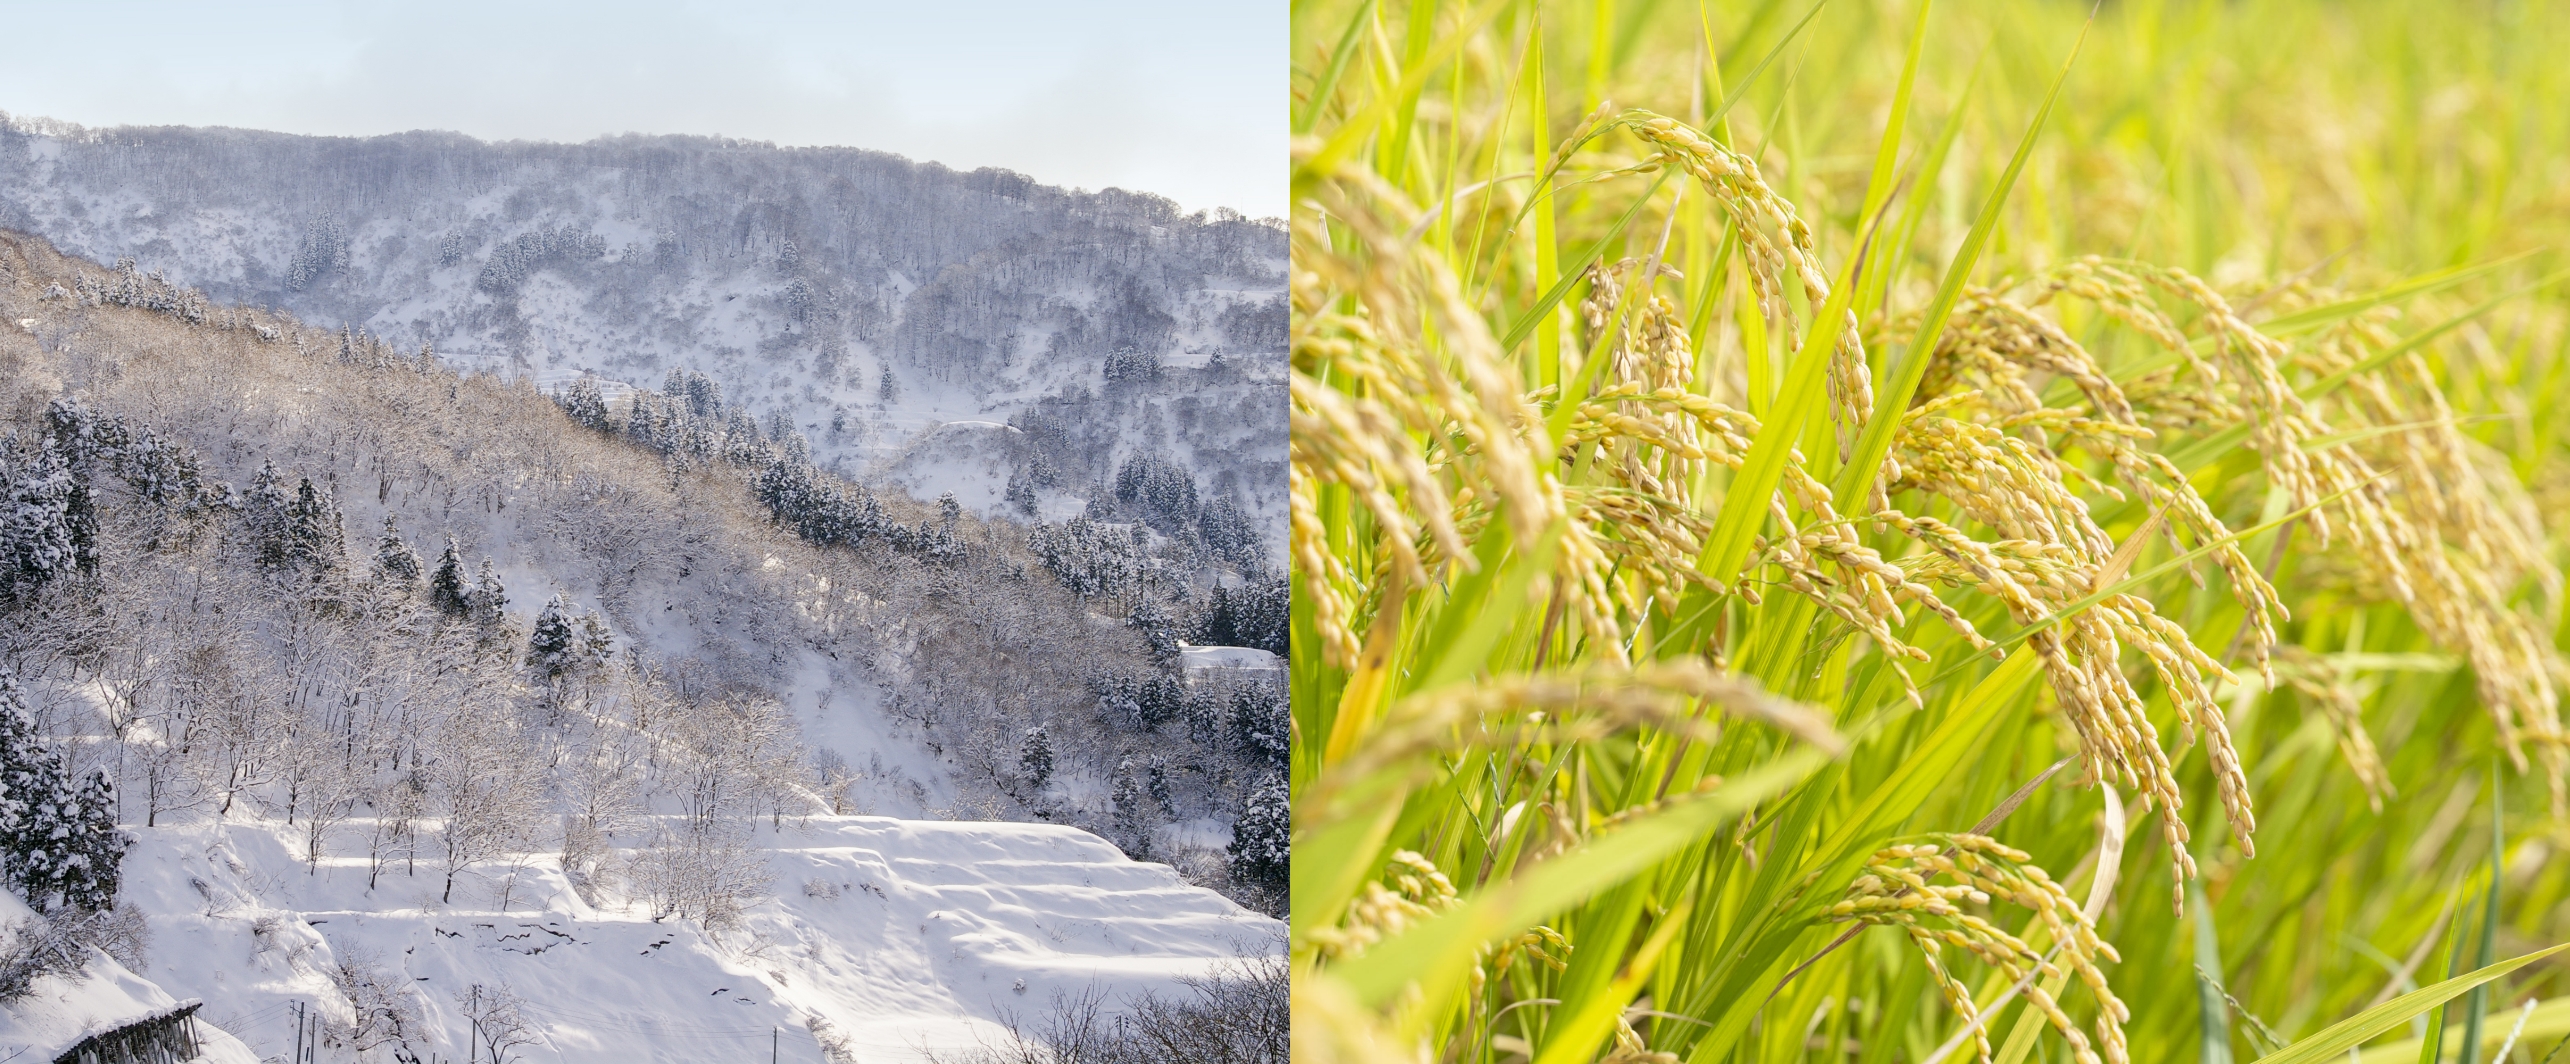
[[0, 228, 1286, 1062], [0, 112, 1287, 547]]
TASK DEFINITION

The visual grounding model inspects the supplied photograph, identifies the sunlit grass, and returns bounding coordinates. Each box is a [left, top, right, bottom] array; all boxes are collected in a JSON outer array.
[[1289, 1, 2570, 1062]]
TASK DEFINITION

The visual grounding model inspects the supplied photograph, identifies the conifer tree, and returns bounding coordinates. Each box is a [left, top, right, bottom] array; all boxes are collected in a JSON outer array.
[[429, 535, 470, 616], [527, 594, 582, 677], [1146, 756, 1175, 818], [286, 477, 345, 575], [0, 440, 77, 599], [1184, 688, 1225, 746], [1228, 774, 1289, 890], [1232, 684, 1289, 770], [577, 613, 614, 669], [1004, 470, 1038, 516], [560, 376, 611, 431], [1019, 725, 1054, 791], [1130, 598, 1183, 669], [467, 559, 509, 628], [0, 668, 79, 912], [1111, 758, 1149, 856], [244, 459, 293, 567], [374, 518, 422, 588], [62, 770, 127, 913], [63, 476, 98, 578]]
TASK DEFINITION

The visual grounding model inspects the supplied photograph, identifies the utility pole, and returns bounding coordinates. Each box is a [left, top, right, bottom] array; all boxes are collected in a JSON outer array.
[[293, 1000, 304, 1064], [772, 1026, 779, 1064], [469, 984, 480, 1064]]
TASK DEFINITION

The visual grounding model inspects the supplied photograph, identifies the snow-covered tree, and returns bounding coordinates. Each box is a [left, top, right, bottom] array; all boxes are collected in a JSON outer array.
[[1019, 725, 1054, 790], [1201, 577, 1289, 655], [242, 459, 293, 567], [1233, 684, 1289, 770], [559, 376, 612, 431], [285, 477, 345, 575], [62, 770, 129, 912], [1004, 469, 1039, 516], [1199, 493, 1263, 570], [1228, 774, 1289, 890], [467, 559, 509, 629], [1130, 598, 1182, 669], [527, 595, 578, 675], [1114, 450, 1198, 532], [527, 595, 610, 679], [0, 669, 92, 913], [1146, 756, 1175, 818], [0, 440, 78, 599], [1111, 757, 1149, 857], [63, 476, 97, 578], [374, 517, 422, 588], [429, 535, 469, 616], [1184, 688, 1226, 746]]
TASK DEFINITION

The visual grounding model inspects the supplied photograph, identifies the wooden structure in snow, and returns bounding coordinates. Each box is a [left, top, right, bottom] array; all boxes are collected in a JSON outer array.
[[49, 1001, 202, 1064]]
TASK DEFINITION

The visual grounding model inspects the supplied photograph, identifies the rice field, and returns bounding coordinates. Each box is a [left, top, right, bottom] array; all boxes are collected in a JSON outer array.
[[1286, 2, 2570, 1062]]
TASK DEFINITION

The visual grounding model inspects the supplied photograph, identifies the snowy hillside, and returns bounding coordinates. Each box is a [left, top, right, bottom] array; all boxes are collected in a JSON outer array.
[[0, 229, 1287, 1061], [0, 884, 260, 1064], [119, 816, 1278, 1063], [0, 113, 1288, 548]]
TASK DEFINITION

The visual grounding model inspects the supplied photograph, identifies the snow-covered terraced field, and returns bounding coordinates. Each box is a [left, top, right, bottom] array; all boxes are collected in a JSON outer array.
[[117, 816, 1280, 1062]]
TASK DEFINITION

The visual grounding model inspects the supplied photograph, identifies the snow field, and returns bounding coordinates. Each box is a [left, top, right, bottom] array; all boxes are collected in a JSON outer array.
[[116, 814, 1278, 1062]]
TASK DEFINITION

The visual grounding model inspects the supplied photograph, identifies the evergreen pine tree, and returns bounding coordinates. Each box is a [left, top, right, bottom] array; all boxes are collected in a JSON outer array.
[[1184, 688, 1225, 746], [1137, 673, 1184, 730], [286, 477, 345, 575], [1228, 774, 1289, 890], [1019, 725, 1054, 791], [1146, 756, 1175, 818], [1004, 469, 1038, 516], [879, 366, 900, 405], [41, 407, 104, 577], [0, 440, 77, 599], [527, 594, 577, 676], [374, 518, 423, 588], [1111, 758, 1149, 857], [577, 613, 614, 670], [1129, 599, 1182, 670], [61, 770, 127, 913], [429, 536, 470, 616], [63, 476, 98, 577], [560, 376, 612, 431], [243, 459, 293, 568], [0, 668, 78, 912], [1233, 684, 1289, 770], [467, 559, 509, 628]]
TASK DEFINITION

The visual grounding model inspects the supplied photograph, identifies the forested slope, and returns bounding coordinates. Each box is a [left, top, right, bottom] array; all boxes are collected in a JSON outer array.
[[0, 114, 1287, 544]]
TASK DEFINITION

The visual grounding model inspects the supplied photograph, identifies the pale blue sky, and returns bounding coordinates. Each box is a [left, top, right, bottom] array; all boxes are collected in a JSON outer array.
[[0, 0, 1279, 216]]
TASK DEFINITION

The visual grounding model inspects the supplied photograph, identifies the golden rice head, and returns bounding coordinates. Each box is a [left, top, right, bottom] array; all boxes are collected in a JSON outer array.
[[1906, 280, 2289, 685], [1625, 111, 1872, 451], [2272, 647, 2396, 811], [1294, 151, 1639, 662], [1828, 835, 2130, 1064]]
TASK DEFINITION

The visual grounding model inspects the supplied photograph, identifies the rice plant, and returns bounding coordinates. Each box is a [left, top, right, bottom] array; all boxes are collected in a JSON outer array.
[[1287, 2, 2570, 1062]]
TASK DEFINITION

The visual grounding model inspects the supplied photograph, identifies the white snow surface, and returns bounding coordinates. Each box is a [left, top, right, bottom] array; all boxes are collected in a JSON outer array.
[[1179, 644, 1285, 674], [0, 888, 258, 1064], [119, 814, 1279, 1063]]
